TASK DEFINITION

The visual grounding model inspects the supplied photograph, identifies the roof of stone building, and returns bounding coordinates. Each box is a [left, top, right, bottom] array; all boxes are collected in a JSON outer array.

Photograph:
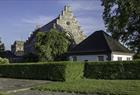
[[69, 30, 133, 55], [38, 17, 58, 32]]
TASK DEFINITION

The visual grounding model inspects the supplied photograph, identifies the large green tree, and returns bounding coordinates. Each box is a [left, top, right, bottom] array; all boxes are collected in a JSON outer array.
[[35, 29, 71, 61], [101, 0, 140, 53]]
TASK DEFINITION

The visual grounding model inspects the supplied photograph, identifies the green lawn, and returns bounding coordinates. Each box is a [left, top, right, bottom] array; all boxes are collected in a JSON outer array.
[[0, 93, 6, 95], [33, 79, 140, 95]]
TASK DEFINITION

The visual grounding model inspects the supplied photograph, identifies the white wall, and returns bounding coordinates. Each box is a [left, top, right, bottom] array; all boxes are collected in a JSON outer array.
[[69, 53, 134, 61], [111, 53, 133, 61], [69, 55, 108, 61]]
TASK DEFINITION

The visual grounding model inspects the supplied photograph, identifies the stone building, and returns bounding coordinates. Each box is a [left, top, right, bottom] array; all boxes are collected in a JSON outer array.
[[24, 5, 86, 54], [11, 41, 24, 56]]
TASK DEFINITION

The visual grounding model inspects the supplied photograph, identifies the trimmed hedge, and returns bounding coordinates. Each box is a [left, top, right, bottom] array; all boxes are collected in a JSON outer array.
[[0, 62, 84, 81], [65, 63, 84, 81], [84, 61, 140, 79], [0, 63, 65, 81], [0, 61, 139, 81]]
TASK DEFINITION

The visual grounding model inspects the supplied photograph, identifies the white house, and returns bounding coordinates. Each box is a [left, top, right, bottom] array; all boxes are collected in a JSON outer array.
[[68, 30, 134, 61]]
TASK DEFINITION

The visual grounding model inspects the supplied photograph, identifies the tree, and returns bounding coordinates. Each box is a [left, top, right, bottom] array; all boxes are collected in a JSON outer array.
[[0, 37, 5, 52], [0, 44, 4, 52], [35, 29, 71, 61], [101, 0, 140, 53], [23, 53, 39, 62]]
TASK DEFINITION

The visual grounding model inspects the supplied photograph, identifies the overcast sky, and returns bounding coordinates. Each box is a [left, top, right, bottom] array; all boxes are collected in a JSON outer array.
[[0, 0, 105, 50]]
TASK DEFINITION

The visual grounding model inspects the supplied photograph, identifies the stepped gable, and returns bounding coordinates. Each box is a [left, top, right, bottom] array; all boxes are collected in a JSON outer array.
[[69, 30, 132, 54], [24, 5, 86, 54], [34, 5, 86, 44]]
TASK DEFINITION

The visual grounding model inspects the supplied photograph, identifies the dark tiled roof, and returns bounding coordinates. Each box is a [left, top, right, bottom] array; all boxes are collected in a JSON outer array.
[[38, 18, 58, 32], [25, 18, 58, 43], [103, 32, 131, 53], [69, 30, 132, 54]]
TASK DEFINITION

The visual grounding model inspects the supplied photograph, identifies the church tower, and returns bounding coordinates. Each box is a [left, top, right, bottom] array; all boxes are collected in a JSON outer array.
[[24, 5, 86, 54], [56, 5, 86, 44]]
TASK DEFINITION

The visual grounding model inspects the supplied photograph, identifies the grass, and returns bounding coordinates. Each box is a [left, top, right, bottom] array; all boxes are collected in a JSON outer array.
[[32, 79, 140, 95], [0, 93, 6, 95]]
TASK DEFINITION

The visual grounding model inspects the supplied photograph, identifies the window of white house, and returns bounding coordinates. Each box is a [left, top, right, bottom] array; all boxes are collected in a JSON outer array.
[[98, 56, 104, 61], [118, 57, 122, 61], [127, 57, 131, 61]]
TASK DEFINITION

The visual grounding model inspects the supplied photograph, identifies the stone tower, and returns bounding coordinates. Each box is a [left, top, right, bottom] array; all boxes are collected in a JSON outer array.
[[11, 41, 24, 56], [55, 5, 86, 44]]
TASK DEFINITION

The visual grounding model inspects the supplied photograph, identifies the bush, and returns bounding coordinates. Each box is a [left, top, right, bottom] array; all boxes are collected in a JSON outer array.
[[0, 63, 65, 81], [0, 57, 9, 64], [0, 62, 84, 81], [84, 61, 140, 79], [65, 62, 84, 81]]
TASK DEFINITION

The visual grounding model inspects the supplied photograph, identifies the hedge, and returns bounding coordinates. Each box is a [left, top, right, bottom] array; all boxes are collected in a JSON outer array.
[[65, 63, 84, 81], [0, 61, 139, 81], [0, 62, 84, 81], [84, 61, 140, 79]]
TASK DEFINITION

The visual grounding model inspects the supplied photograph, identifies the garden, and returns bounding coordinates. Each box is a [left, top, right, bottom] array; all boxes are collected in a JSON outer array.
[[0, 60, 139, 95]]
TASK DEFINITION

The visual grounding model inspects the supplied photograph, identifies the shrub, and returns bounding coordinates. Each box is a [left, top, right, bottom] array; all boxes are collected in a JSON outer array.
[[0, 62, 84, 81], [84, 61, 140, 79], [0, 63, 66, 81], [0, 57, 9, 64], [65, 62, 84, 81]]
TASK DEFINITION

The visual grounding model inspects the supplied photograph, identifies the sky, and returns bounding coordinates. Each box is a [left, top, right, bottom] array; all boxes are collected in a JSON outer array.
[[0, 0, 105, 50]]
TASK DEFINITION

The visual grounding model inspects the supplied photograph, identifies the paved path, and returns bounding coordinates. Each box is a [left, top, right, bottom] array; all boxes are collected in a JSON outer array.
[[0, 78, 49, 92], [0, 78, 95, 95]]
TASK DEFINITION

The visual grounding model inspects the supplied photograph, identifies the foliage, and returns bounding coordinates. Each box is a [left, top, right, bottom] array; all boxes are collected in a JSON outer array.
[[101, 0, 140, 52], [0, 63, 66, 81], [23, 53, 39, 62], [0, 57, 9, 64], [134, 53, 140, 60], [0, 60, 139, 82], [0, 93, 6, 95], [84, 61, 140, 79], [35, 28, 71, 61], [0, 62, 83, 81], [65, 63, 84, 81], [33, 79, 140, 95], [0, 38, 5, 52]]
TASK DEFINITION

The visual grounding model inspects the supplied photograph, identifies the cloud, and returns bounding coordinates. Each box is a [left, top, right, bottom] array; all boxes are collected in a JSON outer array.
[[59, 0, 103, 12], [77, 16, 105, 35], [21, 15, 54, 26]]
